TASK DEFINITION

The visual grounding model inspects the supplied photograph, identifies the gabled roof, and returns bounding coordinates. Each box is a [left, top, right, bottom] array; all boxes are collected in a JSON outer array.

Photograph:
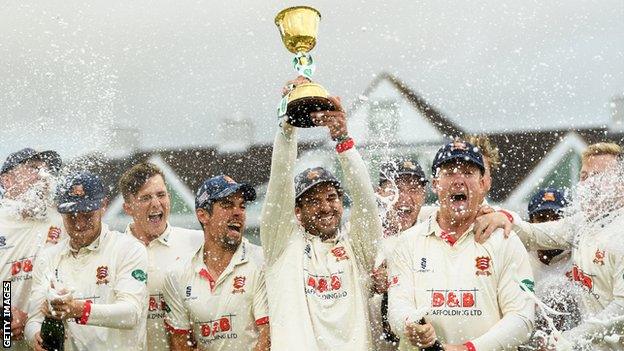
[[349, 72, 465, 138]]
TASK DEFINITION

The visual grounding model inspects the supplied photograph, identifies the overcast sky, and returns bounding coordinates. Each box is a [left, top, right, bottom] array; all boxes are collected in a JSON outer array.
[[1, 0, 623, 159]]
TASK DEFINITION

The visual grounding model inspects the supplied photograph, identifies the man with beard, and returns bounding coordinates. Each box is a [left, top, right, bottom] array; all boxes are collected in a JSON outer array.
[[388, 140, 534, 351], [25, 171, 148, 350], [488, 142, 624, 349], [0, 148, 63, 349], [163, 175, 270, 351], [260, 77, 382, 350], [119, 162, 203, 350], [370, 159, 428, 350]]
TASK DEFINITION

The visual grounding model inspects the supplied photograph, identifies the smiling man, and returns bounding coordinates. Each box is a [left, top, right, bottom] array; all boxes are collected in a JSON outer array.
[[119, 162, 203, 350], [260, 78, 382, 350], [388, 140, 534, 351], [25, 171, 148, 351], [163, 175, 269, 351], [0, 148, 64, 350]]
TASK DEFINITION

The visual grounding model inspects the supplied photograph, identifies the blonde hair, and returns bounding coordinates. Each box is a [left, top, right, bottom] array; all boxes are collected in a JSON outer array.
[[582, 142, 622, 163], [467, 135, 500, 171]]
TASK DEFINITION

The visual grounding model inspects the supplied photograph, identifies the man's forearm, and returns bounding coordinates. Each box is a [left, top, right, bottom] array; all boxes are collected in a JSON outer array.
[[85, 301, 140, 329], [471, 313, 532, 350]]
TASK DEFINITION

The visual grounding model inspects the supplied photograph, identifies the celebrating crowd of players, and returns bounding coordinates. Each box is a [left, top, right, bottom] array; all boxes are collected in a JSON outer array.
[[2, 78, 624, 351]]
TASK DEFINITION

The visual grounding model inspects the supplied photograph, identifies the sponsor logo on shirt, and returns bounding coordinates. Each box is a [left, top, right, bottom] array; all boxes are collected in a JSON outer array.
[[0, 236, 14, 250], [304, 244, 311, 259], [416, 257, 433, 273], [428, 288, 483, 316], [46, 226, 61, 244], [593, 249, 605, 266], [132, 269, 147, 283], [566, 265, 599, 299], [305, 271, 347, 300], [232, 276, 246, 294], [198, 314, 238, 343], [96, 266, 109, 285], [330, 246, 349, 262], [185, 285, 192, 298], [520, 279, 535, 293], [148, 294, 169, 318], [9, 257, 34, 280], [475, 256, 492, 276]]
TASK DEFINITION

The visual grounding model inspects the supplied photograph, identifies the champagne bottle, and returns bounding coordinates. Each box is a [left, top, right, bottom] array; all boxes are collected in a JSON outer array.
[[40, 316, 64, 351], [419, 318, 444, 351]]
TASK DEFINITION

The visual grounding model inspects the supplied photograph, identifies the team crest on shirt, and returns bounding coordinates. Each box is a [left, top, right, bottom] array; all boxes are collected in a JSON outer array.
[[232, 276, 246, 294], [0, 236, 6, 247], [96, 266, 109, 285], [475, 256, 491, 276], [593, 249, 605, 266], [46, 226, 61, 244], [331, 246, 349, 262]]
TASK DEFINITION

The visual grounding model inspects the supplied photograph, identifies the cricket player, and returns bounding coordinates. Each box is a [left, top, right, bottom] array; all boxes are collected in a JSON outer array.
[[24, 171, 148, 350], [119, 162, 203, 350], [370, 159, 428, 351], [388, 140, 534, 351], [260, 77, 383, 350], [163, 175, 269, 351], [489, 143, 624, 349], [0, 148, 64, 350], [417, 135, 501, 223]]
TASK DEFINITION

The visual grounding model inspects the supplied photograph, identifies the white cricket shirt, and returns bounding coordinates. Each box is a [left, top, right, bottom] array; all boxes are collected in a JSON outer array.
[[388, 212, 535, 350], [125, 223, 203, 351], [24, 225, 149, 351], [259, 127, 383, 351], [163, 238, 268, 351]]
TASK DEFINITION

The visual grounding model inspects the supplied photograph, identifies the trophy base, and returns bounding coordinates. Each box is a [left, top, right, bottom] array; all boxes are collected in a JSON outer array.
[[286, 96, 335, 128]]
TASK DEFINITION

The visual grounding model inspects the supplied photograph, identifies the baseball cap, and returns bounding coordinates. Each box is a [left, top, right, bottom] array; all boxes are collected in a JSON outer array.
[[295, 167, 343, 201], [431, 140, 485, 175], [57, 172, 107, 213], [195, 175, 256, 209], [1, 148, 62, 175], [379, 159, 428, 186], [528, 188, 568, 217]]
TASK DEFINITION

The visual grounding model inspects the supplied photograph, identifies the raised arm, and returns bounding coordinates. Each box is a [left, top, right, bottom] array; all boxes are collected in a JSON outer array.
[[312, 96, 381, 272], [259, 123, 298, 265], [512, 213, 576, 251]]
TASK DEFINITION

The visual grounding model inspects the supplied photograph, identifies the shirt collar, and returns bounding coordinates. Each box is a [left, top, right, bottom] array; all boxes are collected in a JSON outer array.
[[64, 224, 109, 255], [424, 210, 475, 246], [193, 237, 250, 276], [125, 222, 172, 247]]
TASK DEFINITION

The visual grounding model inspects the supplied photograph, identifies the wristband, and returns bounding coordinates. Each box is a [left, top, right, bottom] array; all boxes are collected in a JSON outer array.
[[497, 209, 514, 223], [335, 134, 350, 143], [335, 138, 355, 153], [75, 300, 92, 325], [464, 341, 477, 351]]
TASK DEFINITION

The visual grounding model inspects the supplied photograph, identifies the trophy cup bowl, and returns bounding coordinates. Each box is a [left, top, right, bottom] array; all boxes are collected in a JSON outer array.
[[275, 6, 336, 128]]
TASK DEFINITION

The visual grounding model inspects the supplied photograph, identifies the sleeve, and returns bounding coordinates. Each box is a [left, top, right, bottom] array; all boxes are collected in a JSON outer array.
[[338, 147, 383, 273], [470, 233, 535, 350], [252, 268, 269, 326], [162, 268, 192, 334], [562, 253, 624, 343], [24, 249, 54, 347], [512, 215, 576, 251], [387, 237, 425, 336], [81, 241, 148, 329], [259, 125, 298, 265]]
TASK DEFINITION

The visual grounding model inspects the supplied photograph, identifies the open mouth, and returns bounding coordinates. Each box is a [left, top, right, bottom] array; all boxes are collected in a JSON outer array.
[[449, 192, 469, 211], [227, 221, 242, 234], [450, 193, 467, 202], [148, 212, 164, 224], [318, 214, 335, 226]]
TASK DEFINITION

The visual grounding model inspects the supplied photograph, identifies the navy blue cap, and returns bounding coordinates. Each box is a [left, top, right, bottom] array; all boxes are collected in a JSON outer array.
[[57, 172, 107, 213], [1, 148, 62, 175], [528, 188, 568, 217], [432, 140, 485, 175], [195, 175, 256, 209], [295, 167, 343, 201], [379, 159, 428, 186]]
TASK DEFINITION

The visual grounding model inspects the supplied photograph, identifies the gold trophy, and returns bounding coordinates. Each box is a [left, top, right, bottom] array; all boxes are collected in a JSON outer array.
[[275, 6, 335, 128]]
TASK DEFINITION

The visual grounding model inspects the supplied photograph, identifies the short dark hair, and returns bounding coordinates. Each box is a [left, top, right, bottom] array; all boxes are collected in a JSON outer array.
[[118, 162, 166, 201]]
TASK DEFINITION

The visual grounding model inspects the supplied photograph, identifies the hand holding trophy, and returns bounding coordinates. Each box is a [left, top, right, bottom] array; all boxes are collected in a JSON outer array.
[[275, 6, 336, 128]]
